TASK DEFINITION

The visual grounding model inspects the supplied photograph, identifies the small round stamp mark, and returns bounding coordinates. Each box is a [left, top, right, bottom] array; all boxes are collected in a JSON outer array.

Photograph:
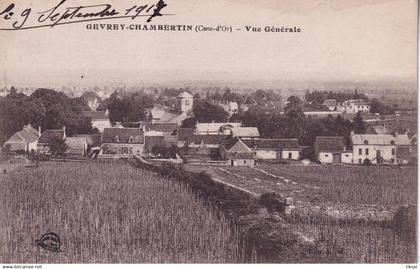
[[35, 232, 62, 252]]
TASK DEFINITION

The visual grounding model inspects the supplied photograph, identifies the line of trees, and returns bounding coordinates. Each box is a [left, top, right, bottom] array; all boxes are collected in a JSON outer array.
[[0, 88, 95, 144]]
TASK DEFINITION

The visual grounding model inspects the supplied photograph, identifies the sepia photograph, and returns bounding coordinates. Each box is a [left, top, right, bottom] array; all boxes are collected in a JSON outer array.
[[0, 0, 417, 266]]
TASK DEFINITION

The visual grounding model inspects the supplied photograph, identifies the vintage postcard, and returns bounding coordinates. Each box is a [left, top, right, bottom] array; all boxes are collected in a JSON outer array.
[[0, 0, 417, 266]]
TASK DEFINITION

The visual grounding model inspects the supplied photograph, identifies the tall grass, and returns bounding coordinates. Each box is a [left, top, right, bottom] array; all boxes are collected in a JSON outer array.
[[0, 162, 243, 263], [261, 165, 417, 205]]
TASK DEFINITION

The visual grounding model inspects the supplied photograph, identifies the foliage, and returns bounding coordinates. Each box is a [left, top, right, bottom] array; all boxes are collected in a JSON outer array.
[[192, 100, 229, 123], [48, 136, 68, 157], [352, 112, 366, 134], [370, 98, 396, 115], [105, 90, 154, 124], [180, 117, 197, 128], [0, 88, 94, 144], [152, 144, 179, 158], [305, 89, 369, 104]]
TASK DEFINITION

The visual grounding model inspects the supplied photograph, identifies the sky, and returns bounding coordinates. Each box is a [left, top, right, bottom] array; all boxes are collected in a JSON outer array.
[[0, 0, 417, 88]]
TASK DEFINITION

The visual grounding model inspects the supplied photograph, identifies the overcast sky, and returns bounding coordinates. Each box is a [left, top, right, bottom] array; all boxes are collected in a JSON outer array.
[[0, 0, 417, 88]]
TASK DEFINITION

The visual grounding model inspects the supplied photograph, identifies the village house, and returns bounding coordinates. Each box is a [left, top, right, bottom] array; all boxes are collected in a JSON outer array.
[[350, 132, 412, 164], [100, 127, 144, 156], [229, 127, 260, 138], [65, 137, 88, 156], [220, 136, 256, 167], [322, 99, 338, 111], [242, 138, 303, 160], [144, 131, 166, 155], [37, 127, 66, 155], [82, 110, 112, 132], [148, 92, 194, 125], [219, 101, 239, 116], [314, 136, 353, 164], [194, 122, 242, 135], [339, 99, 371, 114], [4, 124, 40, 153]]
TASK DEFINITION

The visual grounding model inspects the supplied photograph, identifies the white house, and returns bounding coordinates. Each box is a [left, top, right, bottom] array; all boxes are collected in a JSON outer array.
[[177, 92, 193, 112], [242, 138, 303, 160], [314, 136, 353, 164], [83, 110, 112, 132], [323, 99, 338, 111], [351, 133, 412, 164], [220, 136, 256, 167], [339, 99, 371, 113]]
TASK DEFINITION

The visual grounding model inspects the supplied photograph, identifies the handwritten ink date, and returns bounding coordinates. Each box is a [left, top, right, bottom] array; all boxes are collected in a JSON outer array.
[[0, 0, 168, 30]]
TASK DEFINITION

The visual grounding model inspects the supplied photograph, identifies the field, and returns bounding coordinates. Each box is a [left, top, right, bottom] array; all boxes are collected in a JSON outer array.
[[0, 162, 243, 263], [186, 163, 417, 263], [188, 164, 417, 206]]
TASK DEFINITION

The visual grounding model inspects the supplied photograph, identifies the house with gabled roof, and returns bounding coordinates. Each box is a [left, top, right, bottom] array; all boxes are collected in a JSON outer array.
[[37, 127, 66, 155], [242, 138, 304, 160], [350, 132, 412, 164], [314, 136, 353, 164], [101, 127, 144, 156], [220, 136, 256, 167], [82, 110, 111, 132], [4, 124, 40, 153]]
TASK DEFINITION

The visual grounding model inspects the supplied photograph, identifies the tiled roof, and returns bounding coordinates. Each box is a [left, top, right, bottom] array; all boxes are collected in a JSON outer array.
[[82, 111, 109, 121], [38, 130, 65, 144], [314, 136, 347, 152], [102, 128, 144, 144], [231, 127, 260, 137], [242, 138, 300, 149], [177, 92, 193, 98], [192, 135, 230, 145], [146, 123, 178, 133], [195, 122, 241, 134], [5, 125, 40, 145], [351, 134, 411, 146], [223, 136, 252, 152], [65, 137, 86, 150]]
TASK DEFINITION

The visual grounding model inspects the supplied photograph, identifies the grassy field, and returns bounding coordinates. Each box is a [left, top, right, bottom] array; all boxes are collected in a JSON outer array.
[[259, 165, 417, 205], [0, 162, 243, 263]]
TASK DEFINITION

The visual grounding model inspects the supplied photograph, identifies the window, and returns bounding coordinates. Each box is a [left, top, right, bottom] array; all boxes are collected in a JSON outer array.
[[358, 159, 362, 164], [345, 154, 349, 157], [114, 135, 119, 143], [364, 140, 369, 145], [288, 152, 292, 159], [128, 136, 134, 143], [359, 148, 362, 155], [244, 160, 246, 164], [390, 140, 395, 145], [365, 148, 369, 155], [185, 100, 190, 105], [325, 154, 328, 157], [392, 148, 395, 155]]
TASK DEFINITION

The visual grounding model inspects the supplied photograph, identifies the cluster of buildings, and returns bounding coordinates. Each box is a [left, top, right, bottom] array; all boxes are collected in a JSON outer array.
[[323, 99, 371, 113], [3, 92, 415, 166]]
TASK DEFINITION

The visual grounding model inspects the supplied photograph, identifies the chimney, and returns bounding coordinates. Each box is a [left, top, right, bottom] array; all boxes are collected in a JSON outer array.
[[38, 126, 41, 136], [350, 130, 355, 136], [63, 126, 66, 139]]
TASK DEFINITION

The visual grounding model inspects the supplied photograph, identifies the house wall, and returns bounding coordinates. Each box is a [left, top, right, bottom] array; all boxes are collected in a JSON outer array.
[[37, 144, 50, 154], [101, 143, 144, 156], [318, 152, 334, 163], [281, 150, 300, 160], [255, 150, 278, 160], [352, 145, 396, 164], [232, 159, 255, 167], [92, 120, 112, 132], [179, 97, 193, 112], [341, 152, 353, 164]]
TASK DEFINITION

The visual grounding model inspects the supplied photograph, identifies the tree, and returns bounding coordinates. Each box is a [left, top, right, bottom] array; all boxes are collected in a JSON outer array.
[[181, 117, 197, 128], [193, 100, 229, 123], [353, 112, 366, 134], [49, 137, 68, 157]]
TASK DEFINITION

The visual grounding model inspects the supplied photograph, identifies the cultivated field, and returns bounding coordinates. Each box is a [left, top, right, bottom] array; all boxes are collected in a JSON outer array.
[[186, 163, 417, 263], [0, 162, 243, 263]]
